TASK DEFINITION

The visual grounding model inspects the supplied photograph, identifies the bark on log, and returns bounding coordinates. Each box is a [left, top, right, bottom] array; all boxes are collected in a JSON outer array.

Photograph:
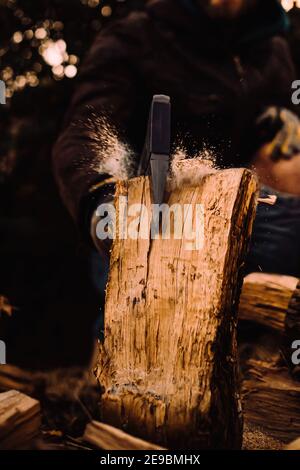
[[84, 420, 165, 450], [0, 390, 41, 449], [95, 164, 258, 449], [239, 273, 298, 333]]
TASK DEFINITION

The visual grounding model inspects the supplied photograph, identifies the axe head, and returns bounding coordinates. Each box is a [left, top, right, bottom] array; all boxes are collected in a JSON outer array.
[[138, 95, 171, 206]]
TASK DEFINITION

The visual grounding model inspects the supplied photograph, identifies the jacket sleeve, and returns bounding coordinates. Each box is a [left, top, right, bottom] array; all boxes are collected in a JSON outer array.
[[52, 18, 143, 225]]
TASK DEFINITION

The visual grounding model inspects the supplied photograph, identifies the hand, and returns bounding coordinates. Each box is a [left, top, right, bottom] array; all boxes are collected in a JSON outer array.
[[256, 107, 300, 161], [251, 144, 300, 196]]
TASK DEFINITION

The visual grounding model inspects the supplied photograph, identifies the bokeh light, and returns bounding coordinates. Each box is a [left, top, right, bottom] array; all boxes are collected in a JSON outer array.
[[64, 64, 78, 78], [1, 0, 297, 100], [101, 5, 112, 17], [12, 31, 23, 44], [40, 39, 67, 67], [0, 0, 120, 99]]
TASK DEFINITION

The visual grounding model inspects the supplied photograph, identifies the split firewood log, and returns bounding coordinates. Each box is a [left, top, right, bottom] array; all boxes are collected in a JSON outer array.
[[95, 162, 258, 449], [83, 420, 165, 451], [0, 390, 41, 449], [239, 273, 299, 334]]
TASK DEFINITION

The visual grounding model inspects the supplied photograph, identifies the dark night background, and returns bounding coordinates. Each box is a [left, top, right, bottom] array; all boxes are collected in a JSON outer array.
[[0, 0, 299, 371]]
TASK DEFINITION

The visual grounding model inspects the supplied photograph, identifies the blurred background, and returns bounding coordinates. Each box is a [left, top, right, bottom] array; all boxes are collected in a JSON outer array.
[[0, 0, 299, 371]]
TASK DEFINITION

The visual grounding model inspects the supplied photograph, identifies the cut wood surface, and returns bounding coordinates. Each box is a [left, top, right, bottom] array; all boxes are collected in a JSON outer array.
[[96, 163, 258, 449], [84, 420, 165, 450], [0, 390, 41, 449], [239, 273, 298, 333]]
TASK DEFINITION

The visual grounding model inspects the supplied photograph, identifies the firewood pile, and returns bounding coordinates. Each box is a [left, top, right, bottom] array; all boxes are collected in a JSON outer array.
[[239, 274, 300, 445]]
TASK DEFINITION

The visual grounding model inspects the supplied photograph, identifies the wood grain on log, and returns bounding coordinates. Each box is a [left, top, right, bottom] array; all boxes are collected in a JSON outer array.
[[239, 273, 298, 333], [0, 390, 41, 449], [242, 359, 300, 443], [95, 164, 258, 449], [84, 420, 165, 450]]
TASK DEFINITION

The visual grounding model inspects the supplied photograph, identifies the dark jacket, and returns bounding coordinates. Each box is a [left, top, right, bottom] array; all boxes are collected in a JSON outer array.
[[52, 0, 296, 225]]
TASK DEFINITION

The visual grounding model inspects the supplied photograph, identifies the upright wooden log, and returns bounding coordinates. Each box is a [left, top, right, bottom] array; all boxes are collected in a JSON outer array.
[[95, 163, 258, 449]]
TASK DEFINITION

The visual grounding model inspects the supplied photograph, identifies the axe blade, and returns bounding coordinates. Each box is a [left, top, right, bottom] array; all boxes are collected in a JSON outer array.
[[138, 95, 171, 206], [150, 154, 170, 206]]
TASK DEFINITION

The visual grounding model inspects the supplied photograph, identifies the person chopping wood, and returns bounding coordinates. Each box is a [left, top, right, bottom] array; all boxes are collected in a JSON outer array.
[[52, 0, 300, 277]]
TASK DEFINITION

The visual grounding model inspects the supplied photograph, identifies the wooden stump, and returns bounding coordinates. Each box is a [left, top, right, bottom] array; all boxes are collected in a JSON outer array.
[[95, 163, 258, 449]]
